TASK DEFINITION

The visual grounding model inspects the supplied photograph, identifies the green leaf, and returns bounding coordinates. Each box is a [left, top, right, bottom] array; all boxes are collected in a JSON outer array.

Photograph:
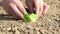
[[24, 14, 31, 22], [29, 14, 38, 22], [24, 14, 38, 22], [30, 14, 38, 19]]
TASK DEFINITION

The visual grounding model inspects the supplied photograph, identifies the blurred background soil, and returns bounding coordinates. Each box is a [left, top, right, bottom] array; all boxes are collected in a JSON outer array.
[[0, 0, 60, 34]]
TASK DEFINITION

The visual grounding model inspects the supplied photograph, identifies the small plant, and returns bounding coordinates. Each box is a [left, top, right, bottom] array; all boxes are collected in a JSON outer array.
[[24, 14, 38, 22]]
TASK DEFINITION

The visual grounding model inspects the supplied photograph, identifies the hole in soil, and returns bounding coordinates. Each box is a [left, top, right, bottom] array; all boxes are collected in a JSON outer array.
[[39, 30, 43, 34], [59, 16, 60, 18], [58, 25, 60, 27], [12, 30, 16, 34], [17, 25, 18, 26], [56, 5, 60, 8], [52, 15, 55, 17], [47, 33, 49, 34], [56, 29, 59, 31], [54, 26, 57, 28], [57, 20, 60, 23], [33, 28, 35, 31], [58, 0, 60, 1], [28, 32, 30, 34], [9, 29, 12, 32], [41, 25, 43, 27], [54, 19, 57, 21], [26, 28, 30, 30], [53, 29, 55, 31], [52, 32, 54, 34]]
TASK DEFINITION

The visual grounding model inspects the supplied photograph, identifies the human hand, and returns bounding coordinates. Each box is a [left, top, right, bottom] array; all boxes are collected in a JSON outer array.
[[0, 0, 27, 19], [26, 0, 49, 17]]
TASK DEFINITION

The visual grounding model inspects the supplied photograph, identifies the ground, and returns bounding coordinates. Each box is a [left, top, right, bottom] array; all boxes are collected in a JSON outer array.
[[0, 0, 60, 34]]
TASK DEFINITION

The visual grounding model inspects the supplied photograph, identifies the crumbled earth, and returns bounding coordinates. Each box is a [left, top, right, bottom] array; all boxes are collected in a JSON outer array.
[[0, 0, 60, 34]]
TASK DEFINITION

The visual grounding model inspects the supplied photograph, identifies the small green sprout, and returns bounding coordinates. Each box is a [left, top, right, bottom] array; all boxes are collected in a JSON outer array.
[[24, 14, 38, 22]]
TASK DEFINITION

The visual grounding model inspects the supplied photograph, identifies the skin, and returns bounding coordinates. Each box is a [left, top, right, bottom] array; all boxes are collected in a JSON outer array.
[[26, 0, 49, 17], [0, 0, 27, 19], [0, 0, 49, 20]]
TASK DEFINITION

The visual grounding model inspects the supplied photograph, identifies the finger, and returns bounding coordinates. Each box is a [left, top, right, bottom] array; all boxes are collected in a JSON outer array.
[[34, 0, 40, 16], [9, 2, 24, 19], [26, 0, 34, 14], [39, 3, 43, 16], [13, 0, 27, 14], [42, 3, 50, 15], [0, 0, 2, 2], [38, 0, 44, 16]]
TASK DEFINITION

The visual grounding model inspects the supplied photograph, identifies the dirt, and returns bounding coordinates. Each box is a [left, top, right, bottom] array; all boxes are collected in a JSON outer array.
[[0, 0, 60, 34]]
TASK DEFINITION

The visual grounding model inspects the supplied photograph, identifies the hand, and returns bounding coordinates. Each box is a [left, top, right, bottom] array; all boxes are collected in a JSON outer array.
[[26, 0, 49, 17], [0, 0, 27, 19]]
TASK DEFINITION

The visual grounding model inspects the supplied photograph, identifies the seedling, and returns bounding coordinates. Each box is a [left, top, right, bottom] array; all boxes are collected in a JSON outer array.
[[24, 14, 38, 22]]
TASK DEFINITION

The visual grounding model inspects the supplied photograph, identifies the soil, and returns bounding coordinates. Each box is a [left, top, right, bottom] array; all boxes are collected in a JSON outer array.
[[0, 0, 60, 34]]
